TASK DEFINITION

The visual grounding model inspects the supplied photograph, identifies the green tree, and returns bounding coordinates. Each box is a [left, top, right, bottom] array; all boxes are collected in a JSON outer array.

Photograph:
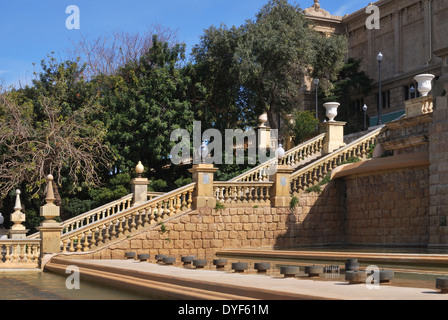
[[235, 0, 347, 132], [288, 110, 320, 145], [323, 57, 374, 133], [96, 36, 196, 190]]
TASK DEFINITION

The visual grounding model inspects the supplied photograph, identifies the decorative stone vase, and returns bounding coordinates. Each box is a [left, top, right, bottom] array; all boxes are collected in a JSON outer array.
[[323, 102, 340, 122], [414, 74, 435, 97], [258, 113, 268, 128]]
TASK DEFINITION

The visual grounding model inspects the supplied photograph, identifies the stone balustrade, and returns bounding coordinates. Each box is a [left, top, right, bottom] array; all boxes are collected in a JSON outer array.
[[230, 133, 326, 182], [213, 182, 274, 207], [405, 95, 433, 118], [61, 183, 195, 253], [291, 127, 382, 193], [0, 240, 41, 268]]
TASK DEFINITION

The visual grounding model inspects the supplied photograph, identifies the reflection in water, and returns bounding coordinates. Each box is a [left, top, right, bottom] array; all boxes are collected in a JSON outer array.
[[0, 271, 153, 300]]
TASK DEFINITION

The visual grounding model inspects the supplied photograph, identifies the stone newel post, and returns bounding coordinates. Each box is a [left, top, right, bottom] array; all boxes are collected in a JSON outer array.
[[189, 164, 218, 209], [9, 189, 28, 239], [270, 145, 293, 207], [38, 175, 63, 254], [131, 161, 150, 206], [321, 121, 346, 154]]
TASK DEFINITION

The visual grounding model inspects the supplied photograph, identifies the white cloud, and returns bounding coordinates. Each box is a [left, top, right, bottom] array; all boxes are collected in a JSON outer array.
[[0, 70, 9, 75]]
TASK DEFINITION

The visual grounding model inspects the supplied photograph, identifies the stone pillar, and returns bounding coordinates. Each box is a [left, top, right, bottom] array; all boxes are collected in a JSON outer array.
[[189, 164, 218, 209], [321, 121, 346, 154], [270, 164, 293, 207], [428, 48, 448, 249], [9, 189, 28, 239], [37, 175, 63, 255], [131, 161, 150, 206]]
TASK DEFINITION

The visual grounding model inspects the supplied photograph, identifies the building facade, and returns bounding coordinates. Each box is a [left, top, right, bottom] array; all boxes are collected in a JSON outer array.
[[304, 0, 448, 127]]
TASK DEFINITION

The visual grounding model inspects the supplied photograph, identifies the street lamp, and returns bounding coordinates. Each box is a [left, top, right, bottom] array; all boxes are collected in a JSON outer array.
[[314, 78, 320, 125], [377, 52, 383, 125], [410, 85, 416, 99], [362, 104, 368, 131]]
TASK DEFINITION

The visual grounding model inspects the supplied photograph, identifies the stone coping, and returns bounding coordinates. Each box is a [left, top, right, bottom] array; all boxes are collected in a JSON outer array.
[[217, 249, 448, 268], [330, 152, 429, 180]]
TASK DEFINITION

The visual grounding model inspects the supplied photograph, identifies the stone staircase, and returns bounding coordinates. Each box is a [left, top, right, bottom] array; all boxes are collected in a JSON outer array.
[[19, 126, 384, 258]]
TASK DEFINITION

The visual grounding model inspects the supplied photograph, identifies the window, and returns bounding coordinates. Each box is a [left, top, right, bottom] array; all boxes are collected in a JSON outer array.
[[377, 90, 391, 109]]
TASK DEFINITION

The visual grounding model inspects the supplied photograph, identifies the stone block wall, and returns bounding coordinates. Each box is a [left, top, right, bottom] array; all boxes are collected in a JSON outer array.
[[429, 81, 448, 248], [344, 167, 430, 246], [87, 181, 345, 260]]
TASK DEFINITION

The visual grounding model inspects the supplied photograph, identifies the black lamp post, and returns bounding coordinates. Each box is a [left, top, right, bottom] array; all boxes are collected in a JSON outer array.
[[377, 52, 383, 125]]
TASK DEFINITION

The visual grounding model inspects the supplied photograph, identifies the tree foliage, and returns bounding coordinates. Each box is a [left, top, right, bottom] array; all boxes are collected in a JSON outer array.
[[0, 56, 112, 200]]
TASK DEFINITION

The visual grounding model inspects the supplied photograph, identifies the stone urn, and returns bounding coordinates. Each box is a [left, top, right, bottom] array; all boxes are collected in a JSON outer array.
[[414, 74, 435, 97], [323, 102, 340, 122], [258, 113, 268, 128]]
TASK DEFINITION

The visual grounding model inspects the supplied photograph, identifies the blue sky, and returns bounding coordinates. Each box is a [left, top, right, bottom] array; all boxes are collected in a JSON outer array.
[[0, 0, 368, 88]]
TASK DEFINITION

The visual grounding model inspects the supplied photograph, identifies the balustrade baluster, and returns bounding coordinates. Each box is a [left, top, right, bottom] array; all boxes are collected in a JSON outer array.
[[90, 228, 97, 247], [83, 231, 90, 252], [69, 237, 76, 252], [62, 239, 68, 253], [76, 235, 83, 252]]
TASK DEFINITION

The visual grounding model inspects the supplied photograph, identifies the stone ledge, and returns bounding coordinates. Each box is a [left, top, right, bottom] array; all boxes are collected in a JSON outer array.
[[331, 152, 429, 180]]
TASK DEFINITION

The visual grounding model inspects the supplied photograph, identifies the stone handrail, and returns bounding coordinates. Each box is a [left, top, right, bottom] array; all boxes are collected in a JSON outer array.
[[214, 181, 274, 207], [0, 239, 41, 268], [26, 193, 134, 239], [290, 126, 384, 193], [27, 191, 166, 240], [230, 133, 326, 182], [60, 183, 196, 253]]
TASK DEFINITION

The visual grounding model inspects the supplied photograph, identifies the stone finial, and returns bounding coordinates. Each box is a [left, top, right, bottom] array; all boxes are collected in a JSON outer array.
[[14, 189, 22, 212], [40, 174, 60, 223], [314, 0, 320, 9], [135, 161, 144, 178], [11, 189, 26, 232], [45, 174, 56, 205]]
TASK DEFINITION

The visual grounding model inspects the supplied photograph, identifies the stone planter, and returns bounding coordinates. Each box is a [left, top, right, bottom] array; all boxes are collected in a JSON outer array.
[[163, 257, 176, 265], [155, 254, 167, 263], [181, 256, 196, 266], [231, 262, 248, 273], [125, 252, 136, 260], [254, 262, 271, 273], [280, 266, 300, 278], [304, 265, 324, 277], [213, 259, 227, 270], [436, 277, 448, 293], [137, 254, 150, 262], [345, 259, 359, 272], [414, 74, 435, 97], [193, 259, 208, 269], [323, 102, 340, 122], [345, 271, 366, 284]]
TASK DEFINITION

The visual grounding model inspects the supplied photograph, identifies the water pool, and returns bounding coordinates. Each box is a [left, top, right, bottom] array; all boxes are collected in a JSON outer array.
[[0, 270, 156, 300]]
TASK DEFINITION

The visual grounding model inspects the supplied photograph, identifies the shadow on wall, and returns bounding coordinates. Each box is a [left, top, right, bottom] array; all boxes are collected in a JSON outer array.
[[275, 166, 431, 249], [274, 180, 347, 249]]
